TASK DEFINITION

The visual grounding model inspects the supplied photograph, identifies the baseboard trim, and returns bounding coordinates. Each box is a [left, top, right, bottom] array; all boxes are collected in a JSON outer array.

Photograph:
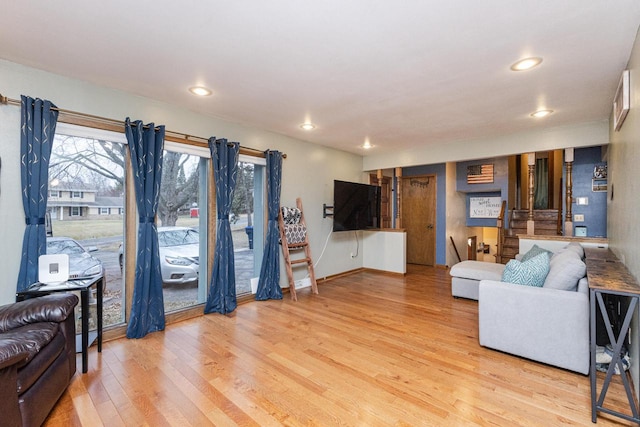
[[102, 267, 393, 343], [363, 268, 406, 277], [316, 268, 365, 283]]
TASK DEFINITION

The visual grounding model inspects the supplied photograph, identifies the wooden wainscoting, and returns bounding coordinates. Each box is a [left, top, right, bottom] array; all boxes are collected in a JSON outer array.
[[46, 266, 635, 426]]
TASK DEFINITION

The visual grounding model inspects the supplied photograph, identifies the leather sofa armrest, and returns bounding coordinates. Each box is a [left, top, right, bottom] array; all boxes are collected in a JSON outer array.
[[0, 294, 79, 332], [0, 342, 29, 371]]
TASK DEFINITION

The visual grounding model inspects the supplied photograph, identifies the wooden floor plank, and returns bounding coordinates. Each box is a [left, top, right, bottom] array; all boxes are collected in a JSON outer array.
[[44, 266, 637, 426]]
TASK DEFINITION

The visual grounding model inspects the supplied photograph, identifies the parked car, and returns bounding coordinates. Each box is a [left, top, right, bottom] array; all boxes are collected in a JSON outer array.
[[119, 226, 200, 286], [46, 237, 103, 279]]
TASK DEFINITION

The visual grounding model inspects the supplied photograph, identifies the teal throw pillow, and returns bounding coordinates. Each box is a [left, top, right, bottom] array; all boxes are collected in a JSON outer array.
[[521, 244, 553, 262], [502, 252, 551, 287]]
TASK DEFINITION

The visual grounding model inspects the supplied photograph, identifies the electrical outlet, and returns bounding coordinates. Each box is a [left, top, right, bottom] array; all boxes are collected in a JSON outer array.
[[294, 277, 312, 289], [574, 214, 585, 222]]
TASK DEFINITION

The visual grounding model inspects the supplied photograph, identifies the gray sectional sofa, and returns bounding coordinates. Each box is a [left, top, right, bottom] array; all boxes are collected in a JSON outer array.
[[454, 242, 590, 374]]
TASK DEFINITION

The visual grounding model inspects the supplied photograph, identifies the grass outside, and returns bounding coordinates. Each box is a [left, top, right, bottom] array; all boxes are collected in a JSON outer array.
[[56, 216, 253, 329], [52, 216, 250, 249], [52, 219, 125, 240], [52, 217, 200, 240]]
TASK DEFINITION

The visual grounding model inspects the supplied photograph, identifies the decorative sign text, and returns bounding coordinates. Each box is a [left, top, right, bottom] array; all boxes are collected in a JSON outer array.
[[470, 197, 502, 218]]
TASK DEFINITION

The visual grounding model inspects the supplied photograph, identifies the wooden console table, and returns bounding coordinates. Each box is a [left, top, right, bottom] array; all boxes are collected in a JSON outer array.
[[586, 247, 640, 424]]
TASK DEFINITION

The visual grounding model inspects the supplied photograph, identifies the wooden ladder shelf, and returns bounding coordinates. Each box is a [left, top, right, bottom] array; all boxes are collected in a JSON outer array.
[[279, 198, 319, 301]]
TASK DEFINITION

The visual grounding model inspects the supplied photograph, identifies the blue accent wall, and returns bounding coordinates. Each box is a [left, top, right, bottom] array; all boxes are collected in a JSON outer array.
[[402, 164, 446, 266], [456, 157, 509, 227], [569, 147, 607, 237]]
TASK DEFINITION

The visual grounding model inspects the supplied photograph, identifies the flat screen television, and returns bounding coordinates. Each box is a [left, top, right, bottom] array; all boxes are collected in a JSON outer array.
[[333, 180, 381, 232]]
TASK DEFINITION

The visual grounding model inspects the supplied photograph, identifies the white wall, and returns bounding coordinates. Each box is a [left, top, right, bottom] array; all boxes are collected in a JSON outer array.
[[608, 27, 640, 398], [0, 104, 24, 304], [362, 230, 406, 274], [0, 59, 365, 304], [363, 120, 609, 171]]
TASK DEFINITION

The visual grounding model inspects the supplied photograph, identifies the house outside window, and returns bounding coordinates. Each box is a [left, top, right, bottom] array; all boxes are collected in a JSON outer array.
[[70, 206, 81, 216], [99, 207, 110, 215], [49, 190, 60, 198], [71, 191, 83, 198]]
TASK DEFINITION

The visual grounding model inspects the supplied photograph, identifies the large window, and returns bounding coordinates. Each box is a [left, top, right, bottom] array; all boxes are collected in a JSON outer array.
[[49, 124, 126, 328], [48, 123, 268, 333], [158, 144, 208, 312]]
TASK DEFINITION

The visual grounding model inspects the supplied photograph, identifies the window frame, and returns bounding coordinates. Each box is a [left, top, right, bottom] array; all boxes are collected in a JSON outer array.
[[53, 120, 269, 340]]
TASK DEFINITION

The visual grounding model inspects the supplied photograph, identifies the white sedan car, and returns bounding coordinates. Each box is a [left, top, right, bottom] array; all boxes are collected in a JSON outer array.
[[157, 226, 200, 285], [120, 226, 200, 286]]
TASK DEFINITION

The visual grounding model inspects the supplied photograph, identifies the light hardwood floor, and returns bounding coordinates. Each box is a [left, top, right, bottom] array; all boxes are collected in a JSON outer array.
[[46, 266, 636, 426]]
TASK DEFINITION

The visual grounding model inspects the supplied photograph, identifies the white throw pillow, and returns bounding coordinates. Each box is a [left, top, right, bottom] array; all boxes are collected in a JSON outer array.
[[563, 242, 585, 259], [543, 250, 586, 291]]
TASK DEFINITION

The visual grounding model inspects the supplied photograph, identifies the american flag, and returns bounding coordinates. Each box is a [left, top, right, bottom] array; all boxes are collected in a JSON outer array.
[[467, 164, 494, 184]]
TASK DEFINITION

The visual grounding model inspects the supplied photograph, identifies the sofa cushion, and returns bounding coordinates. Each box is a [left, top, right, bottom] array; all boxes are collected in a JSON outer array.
[[521, 244, 553, 262], [502, 252, 550, 287], [544, 250, 586, 291], [554, 242, 585, 259], [449, 260, 505, 281], [0, 322, 59, 368]]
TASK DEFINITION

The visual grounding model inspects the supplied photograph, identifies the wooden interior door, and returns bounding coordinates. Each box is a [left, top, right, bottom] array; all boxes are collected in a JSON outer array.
[[402, 175, 436, 265], [370, 174, 391, 229]]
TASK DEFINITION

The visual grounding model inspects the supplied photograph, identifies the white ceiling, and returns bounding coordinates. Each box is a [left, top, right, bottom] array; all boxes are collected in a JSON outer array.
[[2, 1, 639, 156]]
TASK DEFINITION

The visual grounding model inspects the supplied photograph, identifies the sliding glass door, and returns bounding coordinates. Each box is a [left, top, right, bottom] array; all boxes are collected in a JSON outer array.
[[232, 157, 265, 296]]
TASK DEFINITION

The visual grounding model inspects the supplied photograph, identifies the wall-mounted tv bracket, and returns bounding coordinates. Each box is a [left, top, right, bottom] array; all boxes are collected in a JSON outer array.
[[323, 204, 334, 218]]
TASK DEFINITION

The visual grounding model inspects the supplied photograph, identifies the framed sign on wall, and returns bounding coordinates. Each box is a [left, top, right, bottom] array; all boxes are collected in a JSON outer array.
[[613, 70, 630, 131], [467, 164, 494, 184], [469, 196, 502, 218]]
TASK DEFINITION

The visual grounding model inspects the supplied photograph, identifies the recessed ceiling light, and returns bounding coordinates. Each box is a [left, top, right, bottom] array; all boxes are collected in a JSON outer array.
[[530, 109, 554, 118], [510, 57, 543, 71], [189, 86, 212, 96], [362, 139, 373, 149], [300, 123, 316, 130]]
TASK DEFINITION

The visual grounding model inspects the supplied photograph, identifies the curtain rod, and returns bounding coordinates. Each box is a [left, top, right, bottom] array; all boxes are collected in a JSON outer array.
[[0, 93, 286, 159]]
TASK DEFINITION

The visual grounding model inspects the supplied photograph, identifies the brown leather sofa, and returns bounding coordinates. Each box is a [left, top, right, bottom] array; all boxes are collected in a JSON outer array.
[[0, 293, 78, 427]]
